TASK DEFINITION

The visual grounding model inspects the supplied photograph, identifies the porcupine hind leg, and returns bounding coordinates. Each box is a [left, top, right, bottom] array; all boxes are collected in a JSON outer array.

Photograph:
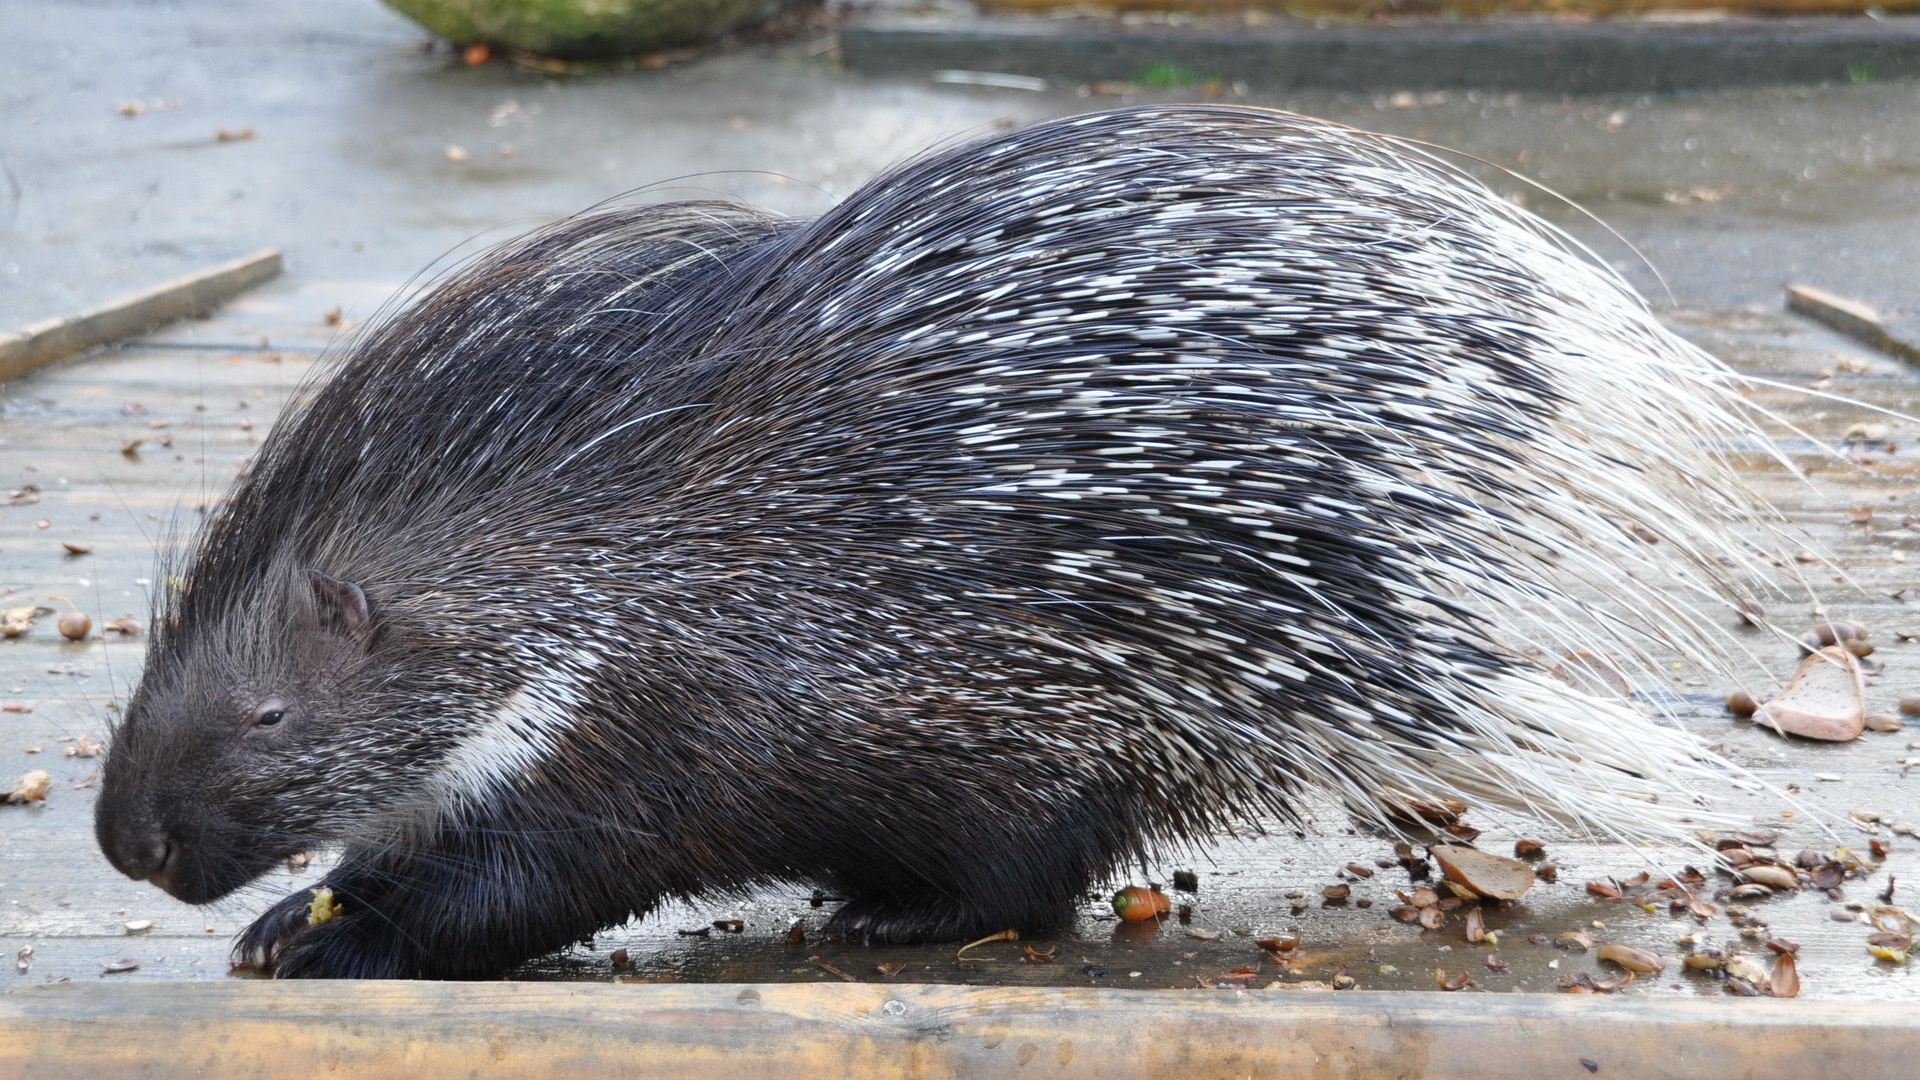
[[824, 878, 1084, 946], [820, 807, 1122, 945]]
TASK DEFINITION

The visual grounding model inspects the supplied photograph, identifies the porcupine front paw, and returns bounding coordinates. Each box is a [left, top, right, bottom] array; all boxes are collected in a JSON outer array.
[[235, 885, 415, 979], [234, 888, 321, 972]]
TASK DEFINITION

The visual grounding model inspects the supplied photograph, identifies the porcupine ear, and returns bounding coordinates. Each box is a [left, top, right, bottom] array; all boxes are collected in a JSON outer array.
[[305, 570, 371, 642]]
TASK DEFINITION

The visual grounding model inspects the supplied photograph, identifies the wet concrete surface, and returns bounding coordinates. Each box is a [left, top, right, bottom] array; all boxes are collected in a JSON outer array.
[[4, 0, 1920, 331], [1, 0, 1918, 1001]]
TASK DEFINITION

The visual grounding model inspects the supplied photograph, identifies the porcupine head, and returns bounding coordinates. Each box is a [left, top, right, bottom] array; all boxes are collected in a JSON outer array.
[[90, 547, 616, 978], [93, 559, 481, 902]]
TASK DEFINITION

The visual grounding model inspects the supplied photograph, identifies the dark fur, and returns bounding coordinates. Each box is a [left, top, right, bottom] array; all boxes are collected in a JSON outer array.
[[96, 106, 1736, 978]]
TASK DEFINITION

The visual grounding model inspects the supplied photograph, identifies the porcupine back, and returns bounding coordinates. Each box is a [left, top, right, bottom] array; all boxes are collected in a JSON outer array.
[[169, 105, 1773, 866]]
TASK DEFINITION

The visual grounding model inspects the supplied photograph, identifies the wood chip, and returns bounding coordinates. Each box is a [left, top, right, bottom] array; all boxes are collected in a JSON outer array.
[[1430, 845, 1534, 900], [1754, 646, 1866, 742]]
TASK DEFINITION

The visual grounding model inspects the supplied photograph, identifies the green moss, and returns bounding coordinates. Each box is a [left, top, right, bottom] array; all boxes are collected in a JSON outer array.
[[385, 0, 776, 60], [1137, 61, 1217, 89]]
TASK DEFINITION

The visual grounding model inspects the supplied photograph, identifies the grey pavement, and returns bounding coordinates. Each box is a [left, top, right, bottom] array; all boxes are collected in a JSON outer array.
[[3, 0, 1919, 333]]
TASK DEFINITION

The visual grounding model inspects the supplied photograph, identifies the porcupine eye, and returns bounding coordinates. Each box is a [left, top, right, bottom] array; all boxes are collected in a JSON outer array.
[[251, 705, 286, 729]]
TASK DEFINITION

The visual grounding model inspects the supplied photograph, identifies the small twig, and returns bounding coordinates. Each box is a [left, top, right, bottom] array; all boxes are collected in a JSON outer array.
[[955, 928, 1019, 961], [807, 955, 857, 983]]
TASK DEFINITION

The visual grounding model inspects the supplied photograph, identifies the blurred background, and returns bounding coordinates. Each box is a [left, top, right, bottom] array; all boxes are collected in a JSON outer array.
[[4, 0, 1918, 334]]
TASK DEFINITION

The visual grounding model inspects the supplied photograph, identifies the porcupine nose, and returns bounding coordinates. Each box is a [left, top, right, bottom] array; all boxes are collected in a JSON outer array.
[[104, 829, 179, 893]]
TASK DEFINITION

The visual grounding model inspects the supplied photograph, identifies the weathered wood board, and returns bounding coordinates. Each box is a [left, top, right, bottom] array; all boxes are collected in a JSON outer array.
[[0, 982, 1915, 1080]]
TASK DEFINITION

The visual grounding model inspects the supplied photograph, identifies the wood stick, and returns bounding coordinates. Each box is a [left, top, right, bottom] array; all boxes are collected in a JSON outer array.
[[1786, 283, 1920, 364], [0, 249, 283, 381]]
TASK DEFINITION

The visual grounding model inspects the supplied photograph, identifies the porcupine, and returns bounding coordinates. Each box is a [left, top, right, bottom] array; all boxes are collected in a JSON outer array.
[[95, 105, 1781, 979]]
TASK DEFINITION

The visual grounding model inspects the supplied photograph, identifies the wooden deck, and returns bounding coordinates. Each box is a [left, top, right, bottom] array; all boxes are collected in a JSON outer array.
[[2, 982, 1915, 1080], [0, 279, 1916, 1028]]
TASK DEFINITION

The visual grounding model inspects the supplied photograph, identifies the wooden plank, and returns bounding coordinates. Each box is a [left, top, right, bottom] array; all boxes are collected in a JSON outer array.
[[0, 251, 284, 382], [1786, 284, 1920, 364], [0, 982, 1914, 1080]]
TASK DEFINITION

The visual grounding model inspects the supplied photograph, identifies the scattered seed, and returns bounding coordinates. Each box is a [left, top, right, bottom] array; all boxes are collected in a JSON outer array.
[[1434, 968, 1473, 991], [1683, 951, 1724, 971], [1596, 943, 1664, 974], [101, 959, 140, 974], [1724, 953, 1769, 984], [1741, 866, 1799, 891], [1762, 951, 1799, 997], [57, 611, 91, 641], [1463, 906, 1487, 943], [4, 771, 52, 805], [1, 607, 46, 638]]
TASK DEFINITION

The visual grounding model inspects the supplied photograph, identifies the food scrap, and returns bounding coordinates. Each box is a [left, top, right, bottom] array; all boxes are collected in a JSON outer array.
[[306, 886, 343, 925]]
